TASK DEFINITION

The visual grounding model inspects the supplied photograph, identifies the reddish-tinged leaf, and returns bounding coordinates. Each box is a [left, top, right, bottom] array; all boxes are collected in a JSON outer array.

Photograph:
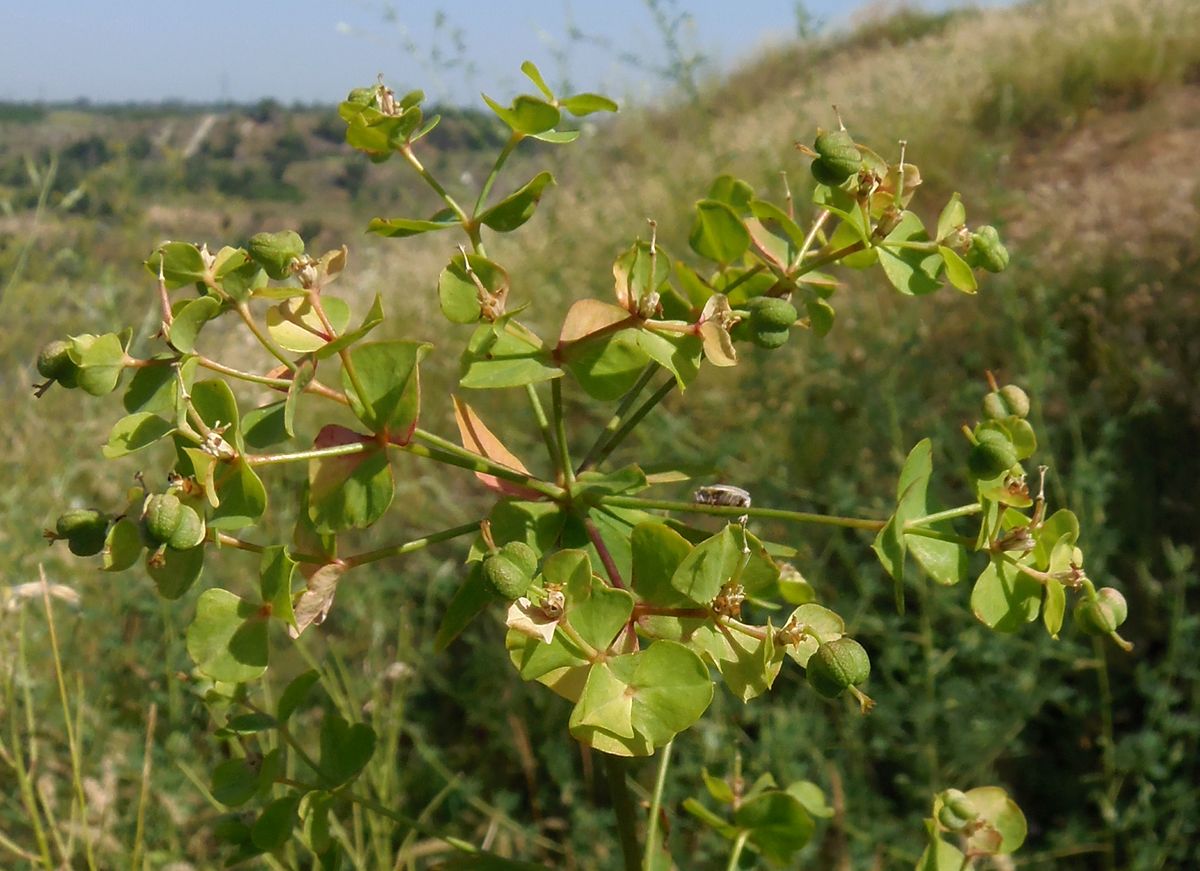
[[452, 397, 542, 499], [290, 562, 347, 638], [558, 299, 631, 345]]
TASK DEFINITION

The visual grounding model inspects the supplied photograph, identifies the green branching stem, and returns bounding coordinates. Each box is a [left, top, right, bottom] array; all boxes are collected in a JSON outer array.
[[525, 384, 561, 473], [795, 240, 866, 277], [235, 302, 296, 372], [586, 377, 678, 471], [577, 363, 660, 473], [399, 144, 470, 225], [643, 739, 674, 871], [599, 494, 883, 531], [583, 516, 625, 589], [407, 429, 567, 500], [598, 495, 980, 540], [275, 777, 477, 855], [343, 521, 481, 568], [726, 830, 750, 871], [38, 570, 97, 871], [551, 378, 576, 487], [556, 619, 601, 661], [245, 441, 372, 467], [208, 530, 323, 565], [308, 291, 369, 409], [473, 133, 521, 216], [603, 754, 642, 871]]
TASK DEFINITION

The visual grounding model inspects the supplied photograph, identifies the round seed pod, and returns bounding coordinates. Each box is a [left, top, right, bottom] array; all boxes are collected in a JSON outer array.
[[37, 340, 79, 384], [482, 554, 533, 600], [968, 429, 1018, 479], [937, 789, 978, 831], [811, 129, 862, 184], [807, 638, 870, 698], [55, 509, 108, 557], [142, 493, 185, 546], [498, 541, 537, 577], [1097, 587, 1128, 626], [966, 225, 1009, 273], [982, 385, 1030, 420], [732, 298, 797, 349], [747, 297, 798, 332], [247, 231, 305, 280], [482, 541, 538, 600], [167, 504, 206, 551]]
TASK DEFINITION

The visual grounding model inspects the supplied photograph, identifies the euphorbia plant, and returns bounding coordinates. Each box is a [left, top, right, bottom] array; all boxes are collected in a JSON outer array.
[[34, 63, 1131, 869]]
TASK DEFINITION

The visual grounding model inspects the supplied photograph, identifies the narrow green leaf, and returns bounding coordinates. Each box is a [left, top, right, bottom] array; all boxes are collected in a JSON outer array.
[[560, 93, 618, 115]]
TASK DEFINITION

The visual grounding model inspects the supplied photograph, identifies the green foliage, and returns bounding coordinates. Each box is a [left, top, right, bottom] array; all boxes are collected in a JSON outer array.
[[14, 3, 1195, 868]]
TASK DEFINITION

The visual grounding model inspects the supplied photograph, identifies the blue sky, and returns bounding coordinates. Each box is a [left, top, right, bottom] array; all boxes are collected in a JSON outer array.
[[2, 1, 986, 106]]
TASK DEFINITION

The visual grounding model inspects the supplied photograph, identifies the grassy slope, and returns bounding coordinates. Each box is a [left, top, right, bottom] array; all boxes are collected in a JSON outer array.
[[2, 0, 1199, 867]]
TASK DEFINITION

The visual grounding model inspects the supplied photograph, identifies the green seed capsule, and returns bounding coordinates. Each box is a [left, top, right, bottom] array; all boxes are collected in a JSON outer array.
[[937, 789, 978, 831], [807, 638, 870, 698], [55, 508, 109, 557], [498, 541, 537, 577], [982, 384, 1030, 420], [143, 493, 185, 545], [968, 429, 1018, 479], [966, 225, 1009, 273], [1097, 587, 1128, 626], [812, 128, 862, 183], [37, 340, 78, 383], [482, 555, 533, 600], [247, 231, 305, 280], [167, 504, 206, 551]]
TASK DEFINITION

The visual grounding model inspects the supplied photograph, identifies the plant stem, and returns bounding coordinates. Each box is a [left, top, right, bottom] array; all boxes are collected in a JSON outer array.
[[399, 144, 470, 224], [598, 495, 885, 531], [794, 208, 831, 270], [577, 364, 660, 473], [587, 377, 677, 471], [603, 753, 641, 871], [194, 355, 293, 388], [276, 777, 477, 854], [236, 302, 296, 372], [309, 291, 370, 409], [246, 440, 373, 467], [407, 429, 567, 500], [643, 739, 674, 870], [208, 530, 325, 564], [130, 703, 157, 871], [726, 830, 750, 870], [473, 133, 520, 215], [344, 521, 481, 568], [551, 378, 576, 487], [583, 516, 625, 589], [525, 384, 560, 473], [794, 241, 865, 277], [38, 568, 97, 871], [908, 504, 982, 526]]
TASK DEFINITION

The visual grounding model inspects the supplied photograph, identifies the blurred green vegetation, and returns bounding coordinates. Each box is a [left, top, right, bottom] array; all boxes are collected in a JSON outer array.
[[2, 0, 1199, 867]]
